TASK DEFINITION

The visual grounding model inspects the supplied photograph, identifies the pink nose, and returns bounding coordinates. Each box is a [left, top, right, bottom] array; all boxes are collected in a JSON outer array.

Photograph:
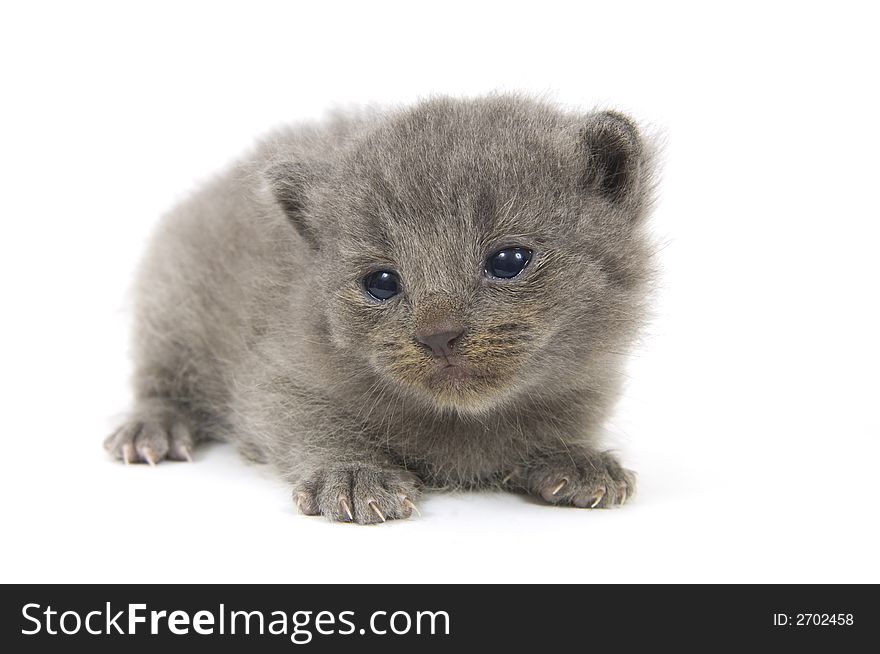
[[416, 329, 464, 358]]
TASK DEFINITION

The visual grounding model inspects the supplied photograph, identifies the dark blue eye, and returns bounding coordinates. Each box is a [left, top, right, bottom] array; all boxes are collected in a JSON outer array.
[[364, 270, 400, 300], [485, 247, 532, 279]]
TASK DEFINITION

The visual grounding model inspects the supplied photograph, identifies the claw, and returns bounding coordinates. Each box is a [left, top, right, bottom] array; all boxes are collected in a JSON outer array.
[[620, 487, 628, 505], [121, 443, 133, 465], [142, 448, 158, 467], [550, 478, 568, 496], [339, 498, 354, 522], [402, 497, 421, 518], [180, 445, 193, 463], [368, 500, 386, 523], [500, 472, 513, 485], [590, 487, 606, 508]]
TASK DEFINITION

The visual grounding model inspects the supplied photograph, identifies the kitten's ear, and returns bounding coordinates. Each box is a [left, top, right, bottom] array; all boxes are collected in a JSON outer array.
[[578, 111, 644, 203], [264, 160, 320, 248]]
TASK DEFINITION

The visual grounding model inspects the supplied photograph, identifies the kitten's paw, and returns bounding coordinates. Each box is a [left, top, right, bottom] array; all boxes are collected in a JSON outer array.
[[295, 464, 421, 525], [104, 406, 195, 465], [507, 451, 636, 509]]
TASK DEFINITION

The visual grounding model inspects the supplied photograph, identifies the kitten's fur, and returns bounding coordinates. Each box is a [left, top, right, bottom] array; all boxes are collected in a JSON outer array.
[[106, 94, 657, 524]]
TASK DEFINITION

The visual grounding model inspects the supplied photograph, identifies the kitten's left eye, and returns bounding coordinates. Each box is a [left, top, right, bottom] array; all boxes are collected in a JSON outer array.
[[485, 247, 533, 279]]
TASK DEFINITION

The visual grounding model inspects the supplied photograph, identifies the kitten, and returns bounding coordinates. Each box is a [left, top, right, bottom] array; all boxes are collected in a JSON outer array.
[[105, 94, 657, 524]]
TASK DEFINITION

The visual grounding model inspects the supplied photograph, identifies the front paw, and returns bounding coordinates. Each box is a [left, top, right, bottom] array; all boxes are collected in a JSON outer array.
[[104, 406, 195, 465], [295, 464, 421, 525], [506, 451, 636, 509]]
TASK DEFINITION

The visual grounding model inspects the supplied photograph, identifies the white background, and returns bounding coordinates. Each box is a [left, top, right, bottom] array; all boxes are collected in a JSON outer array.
[[2, 1, 878, 583]]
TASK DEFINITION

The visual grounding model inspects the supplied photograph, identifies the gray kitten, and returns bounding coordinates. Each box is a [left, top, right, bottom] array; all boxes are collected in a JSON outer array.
[[105, 94, 656, 524]]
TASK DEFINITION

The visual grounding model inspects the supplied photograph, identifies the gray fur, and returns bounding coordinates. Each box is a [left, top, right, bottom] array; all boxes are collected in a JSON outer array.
[[105, 94, 657, 524]]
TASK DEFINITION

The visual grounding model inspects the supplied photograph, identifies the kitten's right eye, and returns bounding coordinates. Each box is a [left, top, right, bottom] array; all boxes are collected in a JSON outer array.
[[363, 270, 401, 300]]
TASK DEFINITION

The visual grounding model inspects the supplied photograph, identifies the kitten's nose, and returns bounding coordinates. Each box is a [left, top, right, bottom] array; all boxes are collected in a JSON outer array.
[[416, 328, 464, 358]]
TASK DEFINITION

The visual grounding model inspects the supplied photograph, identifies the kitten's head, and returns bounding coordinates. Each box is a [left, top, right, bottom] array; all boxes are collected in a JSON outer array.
[[267, 95, 655, 414]]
